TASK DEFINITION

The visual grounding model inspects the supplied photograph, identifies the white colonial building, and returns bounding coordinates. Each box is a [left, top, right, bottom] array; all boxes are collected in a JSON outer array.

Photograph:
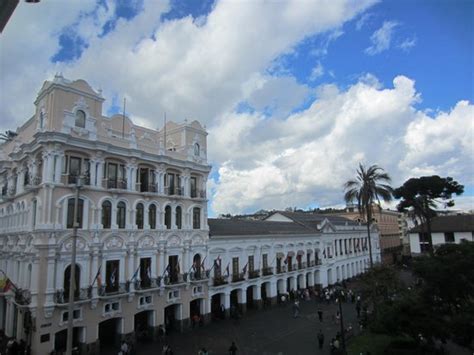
[[408, 214, 474, 254], [0, 76, 380, 354]]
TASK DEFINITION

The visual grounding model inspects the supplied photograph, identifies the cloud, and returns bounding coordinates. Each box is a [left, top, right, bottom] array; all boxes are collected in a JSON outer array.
[[0, 0, 377, 133], [355, 12, 373, 30], [365, 20, 398, 55], [210, 75, 473, 214], [398, 36, 417, 52], [310, 61, 325, 81]]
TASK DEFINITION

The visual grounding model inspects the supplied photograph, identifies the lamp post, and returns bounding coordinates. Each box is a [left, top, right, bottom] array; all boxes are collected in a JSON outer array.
[[336, 291, 347, 354], [66, 176, 82, 355]]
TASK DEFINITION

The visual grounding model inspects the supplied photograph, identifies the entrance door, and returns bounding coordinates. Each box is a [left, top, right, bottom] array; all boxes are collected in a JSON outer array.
[[135, 311, 152, 342], [99, 318, 120, 349], [164, 305, 180, 332], [246, 287, 254, 309]]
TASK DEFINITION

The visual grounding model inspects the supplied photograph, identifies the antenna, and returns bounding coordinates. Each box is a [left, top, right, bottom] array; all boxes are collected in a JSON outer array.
[[122, 97, 126, 139]]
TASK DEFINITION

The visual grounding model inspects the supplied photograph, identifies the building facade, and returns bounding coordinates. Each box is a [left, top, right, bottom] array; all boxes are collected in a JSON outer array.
[[408, 214, 474, 254], [0, 76, 379, 354]]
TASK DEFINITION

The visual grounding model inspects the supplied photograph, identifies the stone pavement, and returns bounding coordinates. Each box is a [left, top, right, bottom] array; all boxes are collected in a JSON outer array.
[[111, 297, 361, 355]]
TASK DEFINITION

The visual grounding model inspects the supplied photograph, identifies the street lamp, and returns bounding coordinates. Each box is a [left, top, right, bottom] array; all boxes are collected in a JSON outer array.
[[335, 290, 346, 354], [66, 175, 83, 355]]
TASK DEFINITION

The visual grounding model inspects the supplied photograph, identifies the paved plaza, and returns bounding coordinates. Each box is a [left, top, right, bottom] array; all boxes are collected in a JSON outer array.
[[106, 295, 361, 355]]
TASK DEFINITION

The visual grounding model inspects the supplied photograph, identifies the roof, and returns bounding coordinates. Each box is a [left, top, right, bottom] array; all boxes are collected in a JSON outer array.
[[208, 218, 315, 237], [266, 211, 361, 229], [409, 214, 474, 233]]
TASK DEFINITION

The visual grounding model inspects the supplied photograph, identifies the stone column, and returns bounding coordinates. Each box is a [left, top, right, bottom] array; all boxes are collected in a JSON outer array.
[[16, 168, 25, 194], [253, 285, 262, 309], [89, 160, 97, 187], [54, 152, 64, 183]]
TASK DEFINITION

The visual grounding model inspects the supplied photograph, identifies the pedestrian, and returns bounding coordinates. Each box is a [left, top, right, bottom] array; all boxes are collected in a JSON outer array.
[[220, 304, 226, 319], [325, 292, 330, 304], [280, 294, 286, 305], [335, 311, 340, 324], [120, 340, 129, 355], [356, 303, 361, 318], [293, 300, 300, 318], [317, 330, 324, 349], [317, 308, 323, 322], [228, 341, 238, 355]]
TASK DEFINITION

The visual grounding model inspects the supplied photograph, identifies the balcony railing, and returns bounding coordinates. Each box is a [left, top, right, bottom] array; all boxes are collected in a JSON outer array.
[[99, 282, 129, 296], [64, 174, 90, 185], [232, 273, 245, 283], [190, 271, 207, 281], [138, 183, 158, 193], [190, 189, 206, 198], [262, 267, 273, 276], [163, 273, 185, 285], [277, 265, 287, 274], [54, 287, 92, 304], [248, 269, 260, 279], [105, 179, 127, 190], [15, 289, 32, 305], [134, 278, 161, 290], [165, 186, 183, 196], [213, 275, 227, 286]]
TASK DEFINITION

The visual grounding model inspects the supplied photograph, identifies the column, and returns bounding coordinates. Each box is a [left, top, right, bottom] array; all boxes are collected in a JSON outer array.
[[16, 169, 25, 194], [54, 152, 63, 183], [253, 285, 262, 309], [89, 160, 97, 187], [45, 254, 56, 304], [154, 170, 160, 192], [96, 160, 104, 187], [90, 250, 99, 297]]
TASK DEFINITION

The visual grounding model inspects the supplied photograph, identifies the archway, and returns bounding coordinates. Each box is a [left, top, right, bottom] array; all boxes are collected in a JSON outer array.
[[246, 286, 254, 310], [211, 293, 225, 320], [164, 304, 181, 333], [99, 318, 122, 350], [54, 327, 85, 353], [134, 311, 153, 342]]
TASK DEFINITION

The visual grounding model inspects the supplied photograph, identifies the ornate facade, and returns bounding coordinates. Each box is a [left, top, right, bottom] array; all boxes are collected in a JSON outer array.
[[0, 76, 379, 354]]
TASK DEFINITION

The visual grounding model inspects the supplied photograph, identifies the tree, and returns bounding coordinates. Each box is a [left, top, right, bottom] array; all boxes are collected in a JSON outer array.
[[393, 176, 464, 256], [344, 164, 393, 267]]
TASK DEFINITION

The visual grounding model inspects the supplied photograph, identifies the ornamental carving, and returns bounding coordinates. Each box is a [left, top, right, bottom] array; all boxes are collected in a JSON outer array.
[[64, 238, 86, 251], [139, 236, 155, 249], [168, 236, 181, 247], [105, 236, 124, 250]]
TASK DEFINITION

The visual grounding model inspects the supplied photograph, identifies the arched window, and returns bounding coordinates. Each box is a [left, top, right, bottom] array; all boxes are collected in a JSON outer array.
[[102, 201, 112, 229], [176, 206, 182, 229], [32, 200, 37, 227], [164, 206, 171, 229], [136, 203, 144, 229], [194, 143, 200, 156], [149, 204, 156, 229], [64, 264, 80, 301], [66, 198, 84, 229], [192, 207, 201, 229], [75, 110, 86, 128], [117, 201, 126, 229]]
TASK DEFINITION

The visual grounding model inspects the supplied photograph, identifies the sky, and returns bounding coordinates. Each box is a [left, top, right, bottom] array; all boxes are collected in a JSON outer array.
[[0, 0, 473, 216]]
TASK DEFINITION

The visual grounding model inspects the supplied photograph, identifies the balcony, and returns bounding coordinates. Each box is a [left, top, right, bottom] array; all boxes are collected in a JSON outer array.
[[212, 275, 227, 286], [231, 273, 245, 283], [262, 267, 273, 276], [99, 282, 129, 296], [163, 273, 185, 286], [138, 183, 158, 193], [165, 186, 183, 196], [190, 189, 206, 198], [277, 265, 287, 274], [134, 278, 161, 290], [190, 271, 208, 282], [248, 269, 260, 279], [64, 174, 90, 186], [105, 179, 127, 190], [54, 287, 92, 304], [15, 289, 31, 305]]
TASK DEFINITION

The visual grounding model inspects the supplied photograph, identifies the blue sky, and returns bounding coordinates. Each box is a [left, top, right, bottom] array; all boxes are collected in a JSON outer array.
[[1, 0, 473, 215]]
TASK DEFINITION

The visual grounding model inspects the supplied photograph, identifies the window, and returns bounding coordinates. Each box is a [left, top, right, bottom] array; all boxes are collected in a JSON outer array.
[[66, 198, 84, 228], [136, 203, 144, 229], [166, 172, 181, 195], [69, 157, 82, 177], [24, 168, 30, 186], [32, 200, 37, 227], [102, 201, 112, 229], [140, 257, 152, 288], [248, 255, 254, 272], [117, 202, 126, 229], [149, 204, 156, 229], [192, 207, 201, 229], [190, 177, 197, 198], [194, 143, 200, 156], [75, 110, 86, 128], [444, 232, 455, 243], [63, 264, 80, 301], [176, 206, 182, 229], [232, 257, 239, 276], [164, 206, 171, 229], [262, 254, 268, 269], [105, 260, 120, 293]]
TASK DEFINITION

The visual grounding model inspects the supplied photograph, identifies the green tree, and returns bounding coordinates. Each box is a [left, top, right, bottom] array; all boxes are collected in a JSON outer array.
[[344, 164, 393, 267], [393, 176, 464, 256]]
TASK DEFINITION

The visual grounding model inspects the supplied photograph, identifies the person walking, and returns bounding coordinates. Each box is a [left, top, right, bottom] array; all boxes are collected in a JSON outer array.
[[317, 330, 325, 350], [293, 300, 300, 318], [317, 308, 323, 322], [228, 341, 238, 355]]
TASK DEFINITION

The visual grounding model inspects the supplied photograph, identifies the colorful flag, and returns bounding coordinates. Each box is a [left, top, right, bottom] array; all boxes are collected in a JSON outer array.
[[225, 263, 230, 277], [97, 273, 102, 288], [147, 265, 152, 279], [131, 265, 140, 281], [242, 262, 248, 274], [201, 256, 207, 271], [110, 267, 117, 285]]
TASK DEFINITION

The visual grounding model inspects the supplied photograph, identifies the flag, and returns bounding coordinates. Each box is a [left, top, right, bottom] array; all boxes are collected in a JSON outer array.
[[131, 265, 140, 281], [225, 263, 230, 277], [201, 256, 207, 271], [3, 279, 13, 293], [242, 262, 248, 274], [165, 264, 171, 275], [175, 260, 180, 274], [97, 273, 102, 288], [323, 249, 326, 258], [110, 267, 117, 285], [284, 256, 288, 265], [147, 265, 152, 280]]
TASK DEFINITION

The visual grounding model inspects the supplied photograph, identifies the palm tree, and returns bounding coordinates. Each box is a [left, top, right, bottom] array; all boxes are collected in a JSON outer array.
[[344, 164, 393, 267]]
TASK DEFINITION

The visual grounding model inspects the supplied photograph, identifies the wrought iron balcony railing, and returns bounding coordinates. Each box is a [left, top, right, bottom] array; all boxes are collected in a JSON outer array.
[[262, 267, 273, 276], [54, 287, 92, 304]]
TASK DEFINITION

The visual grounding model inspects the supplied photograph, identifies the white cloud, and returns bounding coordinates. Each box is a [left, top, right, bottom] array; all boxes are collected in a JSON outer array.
[[365, 20, 398, 55], [210, 75, 473, 214], [310, 61, 325, 81], [355, 12, 373, 30], [398, 36, 417, 52]]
